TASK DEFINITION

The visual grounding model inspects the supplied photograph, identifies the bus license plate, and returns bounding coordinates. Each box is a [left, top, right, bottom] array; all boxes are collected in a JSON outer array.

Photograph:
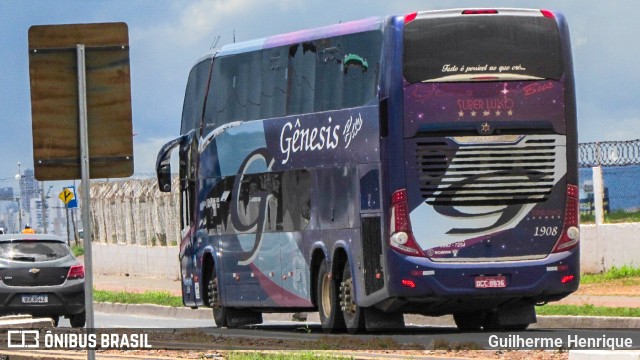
[[475, 276, 507, 289], [21, 294, 48, 304]]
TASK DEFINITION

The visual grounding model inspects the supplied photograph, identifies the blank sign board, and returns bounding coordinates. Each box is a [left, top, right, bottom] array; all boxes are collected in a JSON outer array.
[[28, 22, 133, 180]]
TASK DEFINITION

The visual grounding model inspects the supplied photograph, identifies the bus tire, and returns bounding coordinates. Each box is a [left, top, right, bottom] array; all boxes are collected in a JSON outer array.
[[317, 259, 345, 333], [208, 267, 228, 328], [483, 305, 533, 331], [341, 262, 365, 334], [453, 312, 485, 331]]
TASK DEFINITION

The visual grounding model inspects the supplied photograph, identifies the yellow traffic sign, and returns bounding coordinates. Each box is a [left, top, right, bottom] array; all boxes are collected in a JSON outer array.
[[59, 188, 75, 205]]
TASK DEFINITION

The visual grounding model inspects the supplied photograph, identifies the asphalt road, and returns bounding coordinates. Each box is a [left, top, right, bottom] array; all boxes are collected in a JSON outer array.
[[53, 311, 640, 351], [58, 311, 214, 329]]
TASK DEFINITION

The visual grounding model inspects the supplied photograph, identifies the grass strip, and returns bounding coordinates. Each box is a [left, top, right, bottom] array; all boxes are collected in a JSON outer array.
[[93, 290, 640, 318], [538, 304, 640, 317], [581, 265, 640, 283], [581, 210, 640, 224], [93, 289, 183, 307], [71, 245, 84, 257]]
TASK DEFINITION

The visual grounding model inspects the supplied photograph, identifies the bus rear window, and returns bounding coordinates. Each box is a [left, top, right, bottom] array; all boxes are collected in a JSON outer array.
[[403, 15, 563, 83]]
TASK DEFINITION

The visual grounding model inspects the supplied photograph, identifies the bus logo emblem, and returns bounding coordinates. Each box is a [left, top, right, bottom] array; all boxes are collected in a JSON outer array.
[[480, 122, 491, 135]]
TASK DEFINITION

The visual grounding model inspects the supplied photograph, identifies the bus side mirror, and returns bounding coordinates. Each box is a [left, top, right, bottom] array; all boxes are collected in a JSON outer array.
[[156, 134, 191, 193], [158, 164, 172, 192]]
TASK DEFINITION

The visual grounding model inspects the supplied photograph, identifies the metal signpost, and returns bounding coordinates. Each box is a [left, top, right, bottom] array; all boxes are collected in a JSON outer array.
[[76, 43, 96, 357], [28, 23, 133, 360], [59, 187, 77, 245]]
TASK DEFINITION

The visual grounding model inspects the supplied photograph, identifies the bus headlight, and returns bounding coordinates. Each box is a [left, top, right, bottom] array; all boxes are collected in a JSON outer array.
[[391, 232, 409, 245], [566, 226, 580, 240]]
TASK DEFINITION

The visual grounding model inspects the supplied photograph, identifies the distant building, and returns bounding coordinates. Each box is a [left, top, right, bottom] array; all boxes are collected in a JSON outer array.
[[19, 169, 40, 216]]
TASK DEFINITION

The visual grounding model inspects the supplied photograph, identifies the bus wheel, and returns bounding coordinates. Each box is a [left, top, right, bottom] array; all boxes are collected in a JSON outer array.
[[453, 312, 485, 331], [317, 259, 345, 332], [483, 305, 534, 331], [208, 268, 228, 328], [340, 262, 365, 334]]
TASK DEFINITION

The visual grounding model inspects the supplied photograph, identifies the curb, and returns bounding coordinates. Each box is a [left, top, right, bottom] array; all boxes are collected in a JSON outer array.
[[95, 302, 640, 329], [95, 302, 211, 320]]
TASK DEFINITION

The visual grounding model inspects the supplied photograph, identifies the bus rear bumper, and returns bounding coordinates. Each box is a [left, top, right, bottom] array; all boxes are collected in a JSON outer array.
[[379, 249, 580, 315]]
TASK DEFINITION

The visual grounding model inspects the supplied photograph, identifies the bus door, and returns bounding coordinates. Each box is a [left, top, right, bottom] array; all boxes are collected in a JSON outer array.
[[179, 133, 200, 305], [156, 131, 200, 305]]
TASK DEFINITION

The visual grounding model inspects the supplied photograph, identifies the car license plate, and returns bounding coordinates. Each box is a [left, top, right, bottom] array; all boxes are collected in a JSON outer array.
[[21, 294, 48, 304], [475, 275, 507, 289]]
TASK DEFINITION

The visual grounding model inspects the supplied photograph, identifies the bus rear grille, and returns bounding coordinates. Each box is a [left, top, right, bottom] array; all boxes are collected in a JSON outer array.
[[414, 135, 563, 206]]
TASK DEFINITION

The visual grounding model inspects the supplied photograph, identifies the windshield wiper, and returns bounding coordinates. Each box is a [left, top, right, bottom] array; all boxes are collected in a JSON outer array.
[[11, 256, 36, 262]]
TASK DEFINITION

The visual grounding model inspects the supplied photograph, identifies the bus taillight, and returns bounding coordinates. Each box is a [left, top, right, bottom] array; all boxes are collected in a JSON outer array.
[[552, 184, 580, 253], [462, 9, 498, 15], [390, 189, 425, 257], [401, 279, 416, 288], [541, 10, 555, 19], [404, 12, 418, 24]]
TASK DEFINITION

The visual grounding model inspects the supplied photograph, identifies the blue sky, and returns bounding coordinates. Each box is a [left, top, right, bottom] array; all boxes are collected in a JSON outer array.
[[1, 0, 639, 193]]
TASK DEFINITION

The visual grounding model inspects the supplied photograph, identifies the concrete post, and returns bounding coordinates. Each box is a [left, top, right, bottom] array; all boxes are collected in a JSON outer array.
[[592, 166, 605, 225]]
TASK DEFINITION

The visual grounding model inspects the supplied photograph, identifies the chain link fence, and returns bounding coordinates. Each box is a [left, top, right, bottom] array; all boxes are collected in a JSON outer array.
[[579, 139, 640, 168], [88, 177, 180, 246], [579, 140, 640, 219]]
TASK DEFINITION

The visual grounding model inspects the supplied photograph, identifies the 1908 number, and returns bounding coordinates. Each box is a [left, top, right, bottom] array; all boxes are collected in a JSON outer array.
[[534, 226, 558, 236]]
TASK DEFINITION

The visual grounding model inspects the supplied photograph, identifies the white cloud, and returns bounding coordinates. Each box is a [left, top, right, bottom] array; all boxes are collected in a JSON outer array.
[[134, 0, 299, 50], [133, 136, 179, 176], [174, 0, 254, 46]]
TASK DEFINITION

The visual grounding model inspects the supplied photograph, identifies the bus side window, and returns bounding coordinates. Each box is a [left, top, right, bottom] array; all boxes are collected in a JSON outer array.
[[261, 47, 287, 119], [204, 56, 236, 129], [315, 40, 343, 112], [315, 167, 356, 229], [286, 43, 316, 116], [342, 31, 382, 109], [237, 51, 262, 122], [281, 170, 312, 231]]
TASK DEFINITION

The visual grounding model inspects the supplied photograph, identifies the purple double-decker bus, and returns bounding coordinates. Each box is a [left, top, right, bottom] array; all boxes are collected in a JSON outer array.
[[157, 8, 578, 332]]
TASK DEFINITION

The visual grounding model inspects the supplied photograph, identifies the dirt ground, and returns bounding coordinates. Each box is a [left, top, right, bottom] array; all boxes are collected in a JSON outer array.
[[1, 348, 571, 360], [575, 277, 640, 296]]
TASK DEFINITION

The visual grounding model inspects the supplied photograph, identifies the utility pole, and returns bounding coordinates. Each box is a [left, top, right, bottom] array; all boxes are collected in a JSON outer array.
[[40, 181, 46, 233], [15, 162, 22, 231]]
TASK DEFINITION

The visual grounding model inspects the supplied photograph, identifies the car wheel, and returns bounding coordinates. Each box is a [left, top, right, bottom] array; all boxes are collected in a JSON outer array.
[[69, 311, 86, 328]]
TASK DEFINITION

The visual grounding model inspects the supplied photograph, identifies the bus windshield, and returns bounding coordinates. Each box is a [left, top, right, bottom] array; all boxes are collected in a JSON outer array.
[[403, 12, 564, 82]]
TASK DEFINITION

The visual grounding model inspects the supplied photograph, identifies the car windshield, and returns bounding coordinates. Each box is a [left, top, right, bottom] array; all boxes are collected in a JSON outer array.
[[0, 241, 70, 262]]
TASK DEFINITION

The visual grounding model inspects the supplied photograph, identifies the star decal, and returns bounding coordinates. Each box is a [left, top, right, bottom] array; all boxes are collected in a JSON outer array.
[[458, 111, 464, 117], [507, 110, 514, 116], [483, 110, 490, 117], [471, 111, 477, 117], [495, 110, 502, 116]]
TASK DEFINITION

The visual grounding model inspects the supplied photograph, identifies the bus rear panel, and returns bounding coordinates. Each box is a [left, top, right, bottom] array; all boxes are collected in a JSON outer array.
[[382, 9, 578, 321]]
